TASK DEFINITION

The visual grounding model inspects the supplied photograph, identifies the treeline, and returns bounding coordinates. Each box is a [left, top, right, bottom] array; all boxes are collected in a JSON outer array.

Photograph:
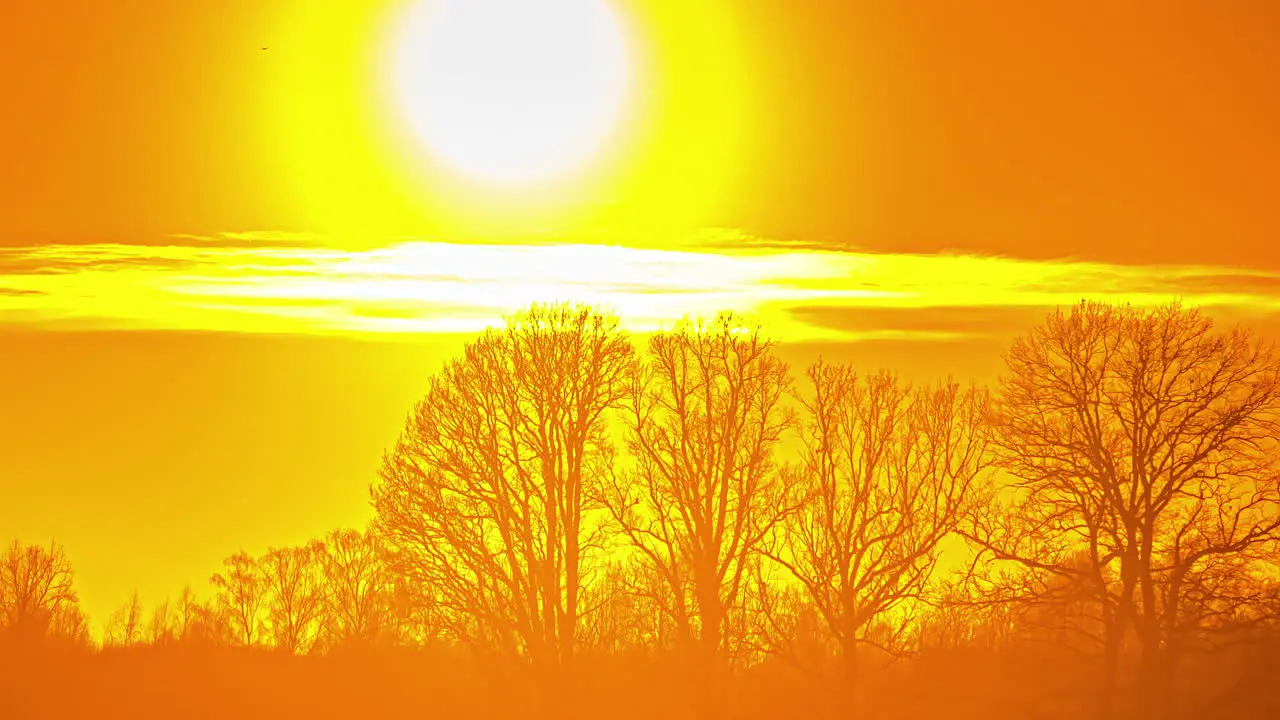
[[5, 301, 1280, 720], [0, 530, 410, 653]]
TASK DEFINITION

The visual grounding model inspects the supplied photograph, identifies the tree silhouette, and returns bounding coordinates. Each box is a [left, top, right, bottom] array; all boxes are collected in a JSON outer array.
[[262, 542, 326, 654], [577, 562, 675, 657], [602, 313, 800, 719], [0, 540, 82, 646], [9, 300, 1280, 720], [210, 551, 265, 647], [762, 365, 992, 714], [968, 301, 1280, 718], [373, 303, 633, 710], [146, 596, 173, 645], [316, 528, 395, 650], [104, 591, 145, 648], [172, 585, 200, 642]]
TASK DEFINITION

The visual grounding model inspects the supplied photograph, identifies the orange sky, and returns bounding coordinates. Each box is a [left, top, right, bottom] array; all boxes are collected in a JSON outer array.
[[3, 0, 1280, 632]]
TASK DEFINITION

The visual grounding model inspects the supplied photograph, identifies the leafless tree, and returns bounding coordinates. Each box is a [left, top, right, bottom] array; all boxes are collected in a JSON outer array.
[[173, 585, 199, 641], [48, 602, 92, 648], [968, 301, 1280, 717], [373, 303, 632, 708], [147, 597, 173, 645], [189, 603, 232, 646], [387, 578, 451, 649], [744, 574, 838, 679], [105, 591, 145, 648], [316, 528, 394, 649], [577, 562, 675, 658], [0, 540, 80, 644], [761, 365, 991, 713], [210, 551, 265, 647], [262, 542, 326, 654], [602, 313, 799, 719]]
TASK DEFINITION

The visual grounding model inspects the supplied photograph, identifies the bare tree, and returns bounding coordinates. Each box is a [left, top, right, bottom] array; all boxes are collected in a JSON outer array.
[[0, 540, 80, 644], [210, 551, 265, 647], [147, 597, 173, 645], [602, 314, 799, 719], [577, 562, 675, 658], [173, 585, 199, 641], [189, 602, 232, 646], [316, 528, 394, 649], [388, 578, 451, 649], [105, 591, 145, 648], [373, 303, 632, 708], [48, 602, 92, 648], [262, 542, 326, 654], [970, 301, 1280, 717], [762, 365, 991, 714], [746, 580, 832, 674]]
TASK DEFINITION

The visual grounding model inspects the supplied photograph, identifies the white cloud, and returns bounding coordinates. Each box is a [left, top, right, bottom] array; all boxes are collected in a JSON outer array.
[[3, 235, 1279, 340]]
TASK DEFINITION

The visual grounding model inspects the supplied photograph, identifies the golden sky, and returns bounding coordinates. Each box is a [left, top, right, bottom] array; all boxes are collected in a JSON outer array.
[[3, 0, 1280, 633]]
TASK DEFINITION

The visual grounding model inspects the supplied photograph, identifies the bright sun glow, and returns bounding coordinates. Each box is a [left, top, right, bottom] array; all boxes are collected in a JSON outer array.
[[392, 0, 631, 186]]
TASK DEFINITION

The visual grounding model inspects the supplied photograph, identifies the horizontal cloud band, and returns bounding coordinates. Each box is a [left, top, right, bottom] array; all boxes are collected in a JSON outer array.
[[2, 232, 1279, 341]]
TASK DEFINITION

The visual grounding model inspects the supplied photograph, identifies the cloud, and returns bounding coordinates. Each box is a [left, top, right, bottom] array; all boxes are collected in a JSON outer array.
[[3, 233, 1280, 341], [162, 231, 322, 247], [0, 287, 47, 297], [789, 305, 1054, 340], [0, 245, 204, 275]]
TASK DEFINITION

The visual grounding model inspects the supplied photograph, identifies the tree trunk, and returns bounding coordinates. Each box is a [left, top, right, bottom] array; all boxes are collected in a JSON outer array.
[[1136, 631, 1171, 720], [1097, 611, 1122, 720], [833, 635, 859, 719], [694, 562, 726, 720], [558, 501, 580, 720], [1136, 574, 1164, 720]]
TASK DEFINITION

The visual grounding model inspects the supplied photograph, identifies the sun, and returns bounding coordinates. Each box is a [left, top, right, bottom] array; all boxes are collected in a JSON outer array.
[[267, 0, 750, 237], [391, 0, 632, 186]]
